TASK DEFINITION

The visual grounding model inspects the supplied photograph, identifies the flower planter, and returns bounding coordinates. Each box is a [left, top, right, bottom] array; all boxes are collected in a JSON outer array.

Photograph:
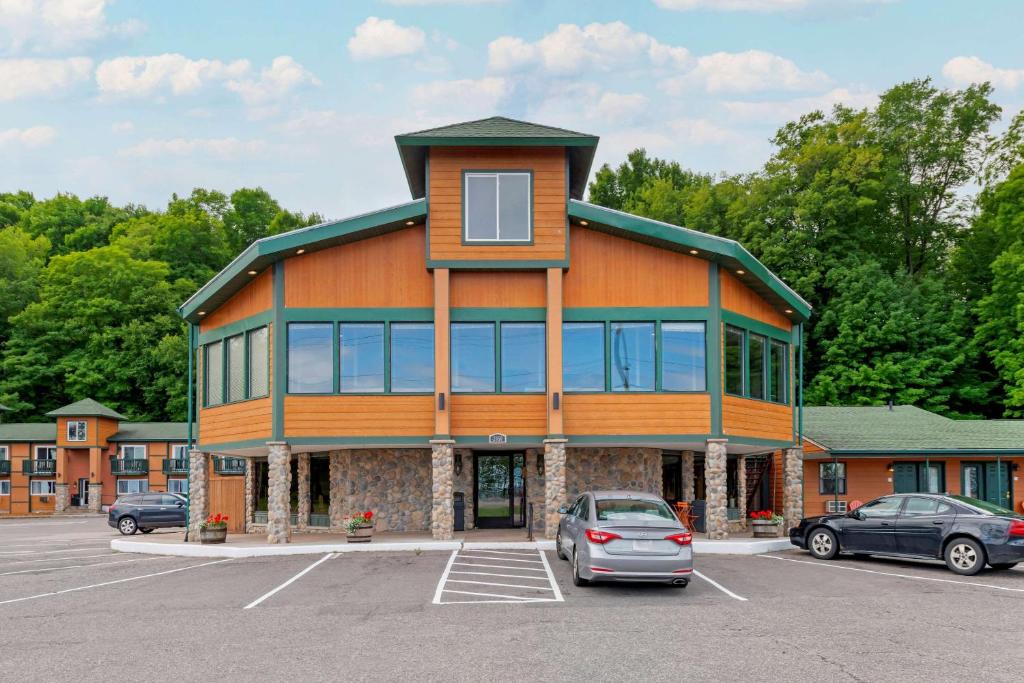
[[200, 526, 227, 544], [751, 519, 780, 538], [346, 524, 373, 543]]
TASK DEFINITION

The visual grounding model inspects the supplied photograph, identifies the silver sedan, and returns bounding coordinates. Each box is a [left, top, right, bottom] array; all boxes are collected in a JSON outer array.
[[555, 490, 694, 587]]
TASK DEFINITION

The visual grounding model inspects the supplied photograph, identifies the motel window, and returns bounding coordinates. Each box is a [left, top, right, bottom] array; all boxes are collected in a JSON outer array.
[[0, 480, 9, 496], [451, 322, 547, 393], [390, 323, 434, 392], [248, 326, 269, 397], [35, 446, 56, 460], [662, 323, 706, 392], [205, 340, 224, 405], [120, 445, 146, 460], [287, 323, 333, 393], [724, 325, 788, 404], [501, 323, 546, 392], [67, 420, 87, 442], [464, 172, 531, 243], [30, 480, 56, 495], [563, 323, 605, 391], [171, 444, 188, 460], [226, 334, 245, 402], [167, 478, 188, 494], [748, 333, 766, 400], [724, 326, 744, 395], [340, 323, 385, 393], [893, 462, 945, 494], [770, 340, 787, 403], [0, 445, 8, 460], [451, 323, 496, 392], [819, 463, 847, 495], [117, 479, 149, 495], [611, 322, 655, 392]]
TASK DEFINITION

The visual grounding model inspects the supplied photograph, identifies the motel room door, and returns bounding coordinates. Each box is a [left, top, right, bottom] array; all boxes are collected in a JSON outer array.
[[473, 452, 526, 529], [962, 462, 1012, 509]]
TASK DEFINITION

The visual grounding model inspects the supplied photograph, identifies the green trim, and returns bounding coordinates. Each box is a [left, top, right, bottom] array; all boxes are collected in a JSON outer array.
[[283, 308, 433, 322], [563, 307, 709, 321], [198, 438, 269, 451], [460, 169, 535, 246], [426, 259, 569, 269], [724, 435, 798, 449], [452, 435, 545, 446], [721, 310, 790, 342], [566, 434, 709, 445], [826, 449, 1024, 456], [196, 311, 272, 345], [271, 262, 285, 441], [397, 136, 597, 148], [451, 308, 546, 322], [708, 263, 723, 437], [287, 436, 433, 447]]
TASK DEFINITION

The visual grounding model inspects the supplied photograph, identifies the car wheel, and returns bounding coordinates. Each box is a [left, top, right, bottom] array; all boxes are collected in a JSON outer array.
[[945, 538, 985, 576], [556, 530, 567, 561], [807, 528, 839, 560], [140, 528, 154, 534], [118, 517, 138, 535], [990, 562, 1018, 570], [572, 548, 589, 586]]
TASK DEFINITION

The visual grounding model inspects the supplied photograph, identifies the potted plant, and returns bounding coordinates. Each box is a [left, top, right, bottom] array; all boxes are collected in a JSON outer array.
[[749, 509, 783, 537], [345, 510, 374, 543], [200, 513, 229, 544]]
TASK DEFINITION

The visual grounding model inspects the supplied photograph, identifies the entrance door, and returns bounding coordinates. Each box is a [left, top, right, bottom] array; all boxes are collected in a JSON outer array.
[[78, 477, 89, 506], [963, 462, 1012, 508], [474, 452, 526, 529]]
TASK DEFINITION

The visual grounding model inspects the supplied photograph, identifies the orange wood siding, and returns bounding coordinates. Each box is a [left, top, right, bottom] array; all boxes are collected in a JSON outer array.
[[428, 147, 566, 262], [148, 442, 168, 490], [208, 477, 246, 532], [284, 226, 433, 308], [722, 395, 793, 441], [200, 398, 273, 444], [97, 417, 119, 447], [56, 417, 93, 448], [450, 271, 547, 308], [563, 394, 711, 435], [450, 394, 547, 436], [200, 268, 272, 331], [563, 228, 709, 307], [284, 395, 434, 437], [7, 443, 30, 514], [720, 270, 791, 329]]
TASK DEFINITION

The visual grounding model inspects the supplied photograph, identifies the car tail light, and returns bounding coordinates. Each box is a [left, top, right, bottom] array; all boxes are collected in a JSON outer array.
[[584, 528, 621, 544], [1009, 520, 1024, 537], [590, 566, 614, 573], [665, 532, 693, 546]]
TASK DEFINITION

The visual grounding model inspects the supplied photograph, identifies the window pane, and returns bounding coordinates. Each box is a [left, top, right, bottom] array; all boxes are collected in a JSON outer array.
[[205, 341, 223, 405], [501, 323, 545, 392], [227, 334, 245, 402], [610, 322, 655, 391], [724, 327, 744, 395], [749, 334, 766, 400], [248, 327, 269, 397], [391, 323, 434, 392], [662, 322, 706, 391], [287, 323, 333, 393], [451, 323, 495, 392], [770, 340, 787, 403], [498, 173, 530, 241], [563, 323, 605, 391], [465, 174, 498, 241], [339, 323, 384, 392]]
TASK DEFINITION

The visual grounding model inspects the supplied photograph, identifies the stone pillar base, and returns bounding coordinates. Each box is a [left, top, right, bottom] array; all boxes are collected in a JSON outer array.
[[54, 483, 71, 513], [783, 447, 804, 531], [681, 451, 695, 501], [430, 440, 454, 540], [296, 452, 310, 532], [267, 442, 292, 544], [704, 439, 728, 540], [736, 454, 748, 530], [543, 439, 567, 540], [187, 450, 209, 538], [88, 483, 102, 513]]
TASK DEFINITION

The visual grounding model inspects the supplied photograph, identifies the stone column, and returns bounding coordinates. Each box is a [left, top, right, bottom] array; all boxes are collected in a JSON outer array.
[[54, 483, 70, 513], [187, 449, 208, 539], [266, 442, 292, 544], [681, 451, 695, 501], [704, 439, 729, 540], [296, 452, 310, 532], [244, 458, 255, 533], [783, 447, 804, 531], [643, 448, 663, 495], [430, 440, 455, 540], [736, 454, 748, 531], [88, 484, 102, 513], [328, 451, 343, 530], [543, 439, 568, 539], [453, 448, 474, 530]]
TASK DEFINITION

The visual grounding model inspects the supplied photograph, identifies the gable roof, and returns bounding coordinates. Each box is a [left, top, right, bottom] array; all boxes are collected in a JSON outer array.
[[395, 116, 599, 201], [0, 423, 57, 442], [804, 405, 1024, 454], [109, 422, 192, 441], [45, 398, 126, 420]]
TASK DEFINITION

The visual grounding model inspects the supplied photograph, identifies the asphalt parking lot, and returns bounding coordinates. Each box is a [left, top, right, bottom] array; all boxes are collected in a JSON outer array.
[[2, 517, 1024, 682]]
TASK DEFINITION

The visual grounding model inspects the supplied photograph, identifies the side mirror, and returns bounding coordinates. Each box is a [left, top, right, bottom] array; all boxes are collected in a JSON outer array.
[[558, 505, 569, 514], [848, 509, 863, 521], [177, 501, 185, 507]]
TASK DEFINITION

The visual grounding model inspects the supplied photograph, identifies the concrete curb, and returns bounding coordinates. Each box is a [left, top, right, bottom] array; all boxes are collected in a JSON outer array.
[[112, 537, 789, 558]]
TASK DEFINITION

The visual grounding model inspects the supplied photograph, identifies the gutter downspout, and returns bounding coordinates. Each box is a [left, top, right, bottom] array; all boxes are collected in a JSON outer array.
[[185, 322, 194, 542], [799, 322, 804, 514]]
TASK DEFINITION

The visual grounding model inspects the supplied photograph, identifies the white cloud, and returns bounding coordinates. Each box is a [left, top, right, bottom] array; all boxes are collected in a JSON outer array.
[[225, 55, 320, 104], [0, 0, 144, 54], [0, 56, 91, 100], [943, 56, 1024, 90], [347, 17, 426, 60], [110, 120, 133, 133], [592, 91, 649, 124], [653, 0, 892, 12], [662, 49, 830, 94], [722, 87, 878, 122], [0, 125, 57, 147], [382, 0, 505, 4], [118, 136, 268, 161], [410, 76, 510, 118], [96, 53, 250, 97]]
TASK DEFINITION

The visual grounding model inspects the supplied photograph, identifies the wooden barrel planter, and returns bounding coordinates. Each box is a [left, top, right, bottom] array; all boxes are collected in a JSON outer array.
[[751, 519, 780, 538], [200, 527, 228, 544], [346, 524, 374, 543]]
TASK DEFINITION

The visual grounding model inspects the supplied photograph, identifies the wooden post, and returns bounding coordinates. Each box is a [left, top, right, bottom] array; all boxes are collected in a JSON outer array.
[[546, 267, 563, 436], [433, 268, 450, 437]]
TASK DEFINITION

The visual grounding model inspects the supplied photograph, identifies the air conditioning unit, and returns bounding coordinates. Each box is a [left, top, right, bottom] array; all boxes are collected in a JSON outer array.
[[826, 500, 848, 513]]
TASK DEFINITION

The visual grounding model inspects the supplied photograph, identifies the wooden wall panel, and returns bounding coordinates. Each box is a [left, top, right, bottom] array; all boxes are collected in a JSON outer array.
[[284, 395, 434, 437], [722, 395, 792, 441], [450, 271, 547, 308], [8, 443, 29, 514], [285, 227, 433, 308], [563, 394, 711, 435], [429, 147, 566, 261], [720, 270, 791, 329], [201, 268, 272, 332], [564, 228, 709, 307], [199, 398, 273, 445], [209, 478, 246, 533], [450, 394, 547, 436]]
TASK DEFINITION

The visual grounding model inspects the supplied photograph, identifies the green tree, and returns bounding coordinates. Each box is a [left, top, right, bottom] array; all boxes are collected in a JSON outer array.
[[223, 187, 282, 254], [0, 191, 35, 228], [0, 227, 50, 342], [17, 193, 142, 255]]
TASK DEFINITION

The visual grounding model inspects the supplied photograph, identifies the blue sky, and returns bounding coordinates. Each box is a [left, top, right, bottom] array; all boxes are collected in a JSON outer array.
[[3, 0, 1023, 218]]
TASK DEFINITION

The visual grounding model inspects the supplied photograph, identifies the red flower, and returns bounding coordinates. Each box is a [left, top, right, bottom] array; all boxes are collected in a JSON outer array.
[[222, 515, 229, 521], [364, 511, 374, 520]]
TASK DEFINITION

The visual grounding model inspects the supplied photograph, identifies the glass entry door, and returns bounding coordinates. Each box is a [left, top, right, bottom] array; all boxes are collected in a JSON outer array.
[[474, 452, 526, 528]]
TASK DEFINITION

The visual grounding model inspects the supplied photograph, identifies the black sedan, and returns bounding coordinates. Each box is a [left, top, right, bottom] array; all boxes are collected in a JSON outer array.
[[790, 493, 1024, 575], [108, 493, 187, 535]]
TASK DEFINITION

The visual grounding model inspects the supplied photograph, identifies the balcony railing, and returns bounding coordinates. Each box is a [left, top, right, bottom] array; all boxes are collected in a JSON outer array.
[[110, 457, 149, 475], [162, 458, 189, 475], [0, 460, 10, 475], [213, 456, 246, 475], [22, 459, 56, 476]]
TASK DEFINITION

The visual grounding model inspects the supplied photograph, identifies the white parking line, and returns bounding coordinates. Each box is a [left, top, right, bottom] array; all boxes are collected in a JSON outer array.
[[434, 548, 563, 605], [0, 553, 116, 566], [463, 549, 542, 557], [0, 556, 163, 576], [0, 547, 111, 556], [243, 553, 335, 610], [452, 561, 547, 572], [760, 554, 1024, 593], [456, 554, 543, 564], [448, 579, 555, 591], [449, 570, 550, 581], [0, 521, 90, 528], [692, 570, 748, 601], [442, 589, 550, 601]]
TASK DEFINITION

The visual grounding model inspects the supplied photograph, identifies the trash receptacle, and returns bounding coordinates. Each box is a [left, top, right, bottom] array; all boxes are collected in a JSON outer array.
[[453, 492, 465, 532], [690, 500, 706, 534]]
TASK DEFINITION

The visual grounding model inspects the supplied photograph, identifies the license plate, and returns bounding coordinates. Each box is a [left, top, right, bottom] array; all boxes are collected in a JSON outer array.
[[632, 540, 653, 552]]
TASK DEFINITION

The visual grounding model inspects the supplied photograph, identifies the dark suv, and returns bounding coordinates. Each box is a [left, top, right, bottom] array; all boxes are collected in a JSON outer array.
[[108, 493, 187, 535]]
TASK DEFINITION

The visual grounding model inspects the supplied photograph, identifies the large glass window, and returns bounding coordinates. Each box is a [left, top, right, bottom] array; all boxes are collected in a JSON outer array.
[[451, 323, 495, 392], [819, 463, 846, 495], [116, 479, 148, 495], [390, 323, 434, 392], [770, 339, 787, 403], [501, 323, 545, 392], [610, 322, 655, 391], [66, 420, 87, 442], [287, 323, 333, 393], [724, 326, 744, 395], [563, 323, 605, 391], [464, 172, 531, 242], [30, 480, 56, 495], [662, 322, 706, 391], [248, 326, 269, 397], [226, 334, 245, 402], [120, 445, 146, 459], [748, 333, 766, 400], [339, 323, 385, 393], [205, 340, 223, 405]]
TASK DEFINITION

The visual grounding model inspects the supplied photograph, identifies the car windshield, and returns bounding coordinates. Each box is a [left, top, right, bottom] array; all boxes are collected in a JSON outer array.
[[595, 498, 675, 522], [948, 495, 1019, 517]]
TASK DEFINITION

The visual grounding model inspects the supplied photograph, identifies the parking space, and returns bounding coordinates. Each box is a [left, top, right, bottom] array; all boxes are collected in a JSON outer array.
[[433, 548, 563, 604]]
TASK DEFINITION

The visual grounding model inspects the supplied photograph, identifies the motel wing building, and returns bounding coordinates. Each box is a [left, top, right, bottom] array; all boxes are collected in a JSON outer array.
[[177, 117, 811, 542]]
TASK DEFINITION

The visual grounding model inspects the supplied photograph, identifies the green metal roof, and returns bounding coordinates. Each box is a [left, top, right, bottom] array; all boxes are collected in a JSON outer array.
[[395, 116, 599, 201], [45, 398, 126, 420], [109, 422, 191, 442], [568, 200, 812, 321], [0, 423, 57, 442], [804, 406, 1024, 454]]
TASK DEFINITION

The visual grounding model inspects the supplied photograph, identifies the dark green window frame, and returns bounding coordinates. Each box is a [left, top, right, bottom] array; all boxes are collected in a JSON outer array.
[[724, 324, 789, 405], [202, 325, 270, 407], [819, 462, 847, 495], [450, 321, 546, 394], [892, 462, 946, 494]]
